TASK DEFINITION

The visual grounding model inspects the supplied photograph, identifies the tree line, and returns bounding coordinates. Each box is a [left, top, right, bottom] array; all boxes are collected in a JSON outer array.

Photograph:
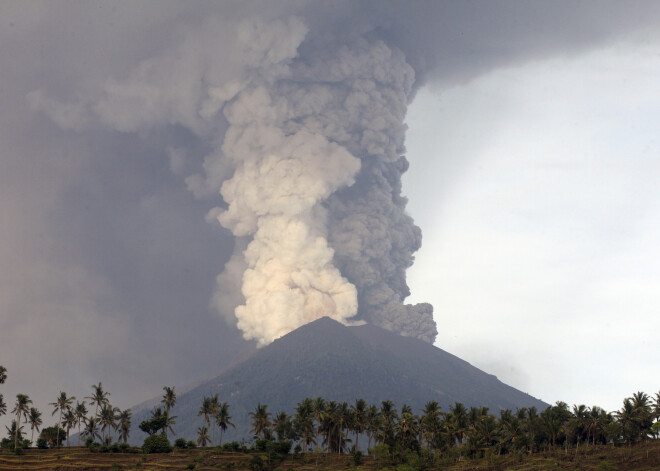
[[0, 373, 133, 451], [234, 393, 660, 461], [1, 364, 659, 462]]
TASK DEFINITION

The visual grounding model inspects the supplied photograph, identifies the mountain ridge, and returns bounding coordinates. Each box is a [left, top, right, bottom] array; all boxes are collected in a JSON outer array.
[[128, 317, 548, 444]]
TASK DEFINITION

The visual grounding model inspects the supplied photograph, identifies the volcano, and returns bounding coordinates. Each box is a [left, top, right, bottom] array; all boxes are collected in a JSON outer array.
[[129, 317, 547, 444]]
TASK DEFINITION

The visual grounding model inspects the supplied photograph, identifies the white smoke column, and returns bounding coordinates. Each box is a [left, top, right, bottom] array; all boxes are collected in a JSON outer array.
[[207, 18, 363, 345]]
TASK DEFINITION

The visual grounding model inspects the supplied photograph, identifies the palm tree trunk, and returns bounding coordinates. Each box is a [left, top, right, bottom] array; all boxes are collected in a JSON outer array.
[[57, 410, 62, 447]]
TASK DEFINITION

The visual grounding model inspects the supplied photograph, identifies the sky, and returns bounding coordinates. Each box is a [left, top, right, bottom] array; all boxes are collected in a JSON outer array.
[[404, 40, 660, 410], [1, 1, 659, 431]]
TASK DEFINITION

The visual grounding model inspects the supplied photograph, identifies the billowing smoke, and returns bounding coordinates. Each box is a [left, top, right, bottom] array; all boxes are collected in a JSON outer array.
[[208, 20, 436, 344], [29, 13, 437, 345]]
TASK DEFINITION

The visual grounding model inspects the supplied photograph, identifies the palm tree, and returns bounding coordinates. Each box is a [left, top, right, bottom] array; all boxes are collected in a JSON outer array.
[[396, 405, 418, 447], [197, 426, 210, 447], [6, 420, 24, 446], [294, 398, 316, 453], [273, 411, 291, 441], [372, 414, 387, 448], [470, 413, 499, 456], [380, 400, 398, 444], [161, 386, 177, 438], [351, 399, 367, 451], [524, 406, 540, 452], [0, 367, 6, 425], [198, 396, 213, 438], [584, 406, 601, 445], [162, 411, 177, 438], [63, 409, 77, 446], [215, 402, 234, 446], [86, 383, 110, 418], [572, 404, 589, 445], [99, 403, 119, 444], [541, 403, 569, 447], [587, 406, 611, 445], [631, 391, 653, 440], [249, 403, 272, 439], [50, 391, 75, 447], [364, 404, 380, 450], [448, 402, 468, 447], [652, 391, 660, 423], [616, 398, 638, 444], [498, 409, 520, 454], [162, 386, 177, 414], [321, 401, 338, 453], [117, 409, 132, 444], [296, 417, 316, 453], [334, 402, 351, 454], [28, 407, 42, 445], [313, 397, 326, 450], [209, 394, 219, 444], [12, 393, 32, 448], [74, 401, 88, 446], [420, 401, 441, 451], [81, 417, 102, 443]]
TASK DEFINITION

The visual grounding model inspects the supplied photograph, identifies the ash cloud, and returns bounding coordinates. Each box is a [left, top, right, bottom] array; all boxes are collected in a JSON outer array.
[[28, 10, 440, 344], [17, 0, 660, 355], [201, 19, 437, 343], [203, 22, 438, 343]]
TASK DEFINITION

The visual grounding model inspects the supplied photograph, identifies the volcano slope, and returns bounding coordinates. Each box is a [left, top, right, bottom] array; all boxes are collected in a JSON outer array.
[[129, 317, 547, 444]]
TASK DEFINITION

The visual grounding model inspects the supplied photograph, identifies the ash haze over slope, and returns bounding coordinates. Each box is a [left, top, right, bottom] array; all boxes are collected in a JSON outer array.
[[1, 0, 660, 428]]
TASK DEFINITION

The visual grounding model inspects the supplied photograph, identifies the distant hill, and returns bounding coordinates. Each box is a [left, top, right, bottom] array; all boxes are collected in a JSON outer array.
[[128, 317, 547, 444]]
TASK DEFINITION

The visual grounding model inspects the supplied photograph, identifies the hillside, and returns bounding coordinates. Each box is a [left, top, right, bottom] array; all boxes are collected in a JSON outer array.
[[129, 317, 547, 444]]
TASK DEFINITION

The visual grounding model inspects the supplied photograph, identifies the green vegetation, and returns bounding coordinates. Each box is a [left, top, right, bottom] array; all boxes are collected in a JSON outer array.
[[0, 362, 659, 470], [139, 408, 169, 436], [142, 433, 172, 453], [38, 426, 66, 448]]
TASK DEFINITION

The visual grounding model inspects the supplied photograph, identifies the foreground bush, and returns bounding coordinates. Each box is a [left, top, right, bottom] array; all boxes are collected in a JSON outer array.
[[248, 455, 264, 471], [39, 426, 66, 448], [223, 441, 241, 451], [174, 438, 188, 449], [142, 434, 172, 453]]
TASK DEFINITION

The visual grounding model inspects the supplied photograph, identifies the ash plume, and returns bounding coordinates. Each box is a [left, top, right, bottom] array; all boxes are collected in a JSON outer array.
[[28, 12, 437, 345], [205, 19, 436, 344]]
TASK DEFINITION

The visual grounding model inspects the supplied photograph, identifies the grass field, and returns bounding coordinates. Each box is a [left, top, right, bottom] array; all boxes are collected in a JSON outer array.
[[0, 440, 659, 470]]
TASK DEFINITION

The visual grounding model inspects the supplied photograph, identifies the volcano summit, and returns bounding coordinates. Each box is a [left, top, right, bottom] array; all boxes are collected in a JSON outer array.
[[129, 317, 547, 444]]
